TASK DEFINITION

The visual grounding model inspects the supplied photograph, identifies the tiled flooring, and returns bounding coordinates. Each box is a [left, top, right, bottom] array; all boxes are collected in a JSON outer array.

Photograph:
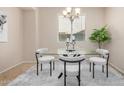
[[0, 63, 34, 86]]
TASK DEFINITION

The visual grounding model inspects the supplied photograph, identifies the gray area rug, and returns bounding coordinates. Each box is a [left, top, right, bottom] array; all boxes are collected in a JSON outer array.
[[8, 61, 124, 86]]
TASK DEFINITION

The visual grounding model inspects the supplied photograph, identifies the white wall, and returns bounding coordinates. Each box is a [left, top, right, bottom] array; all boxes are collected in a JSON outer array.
[[23, 10, 36, 62], [105, 8, 124, 72], [0, 8, 36, 72], [0, 8, 24, 72]]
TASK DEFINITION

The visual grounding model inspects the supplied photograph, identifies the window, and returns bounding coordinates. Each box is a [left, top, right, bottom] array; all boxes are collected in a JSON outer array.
[[58, 16, 85, 42], [0, 11, 8, 42]]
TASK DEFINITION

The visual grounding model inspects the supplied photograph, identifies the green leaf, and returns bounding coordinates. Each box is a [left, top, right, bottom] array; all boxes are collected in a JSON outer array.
[[89, 25, 111, 47]]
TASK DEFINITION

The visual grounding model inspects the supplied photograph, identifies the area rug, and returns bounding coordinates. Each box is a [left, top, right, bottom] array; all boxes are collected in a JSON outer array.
[[8, 61, 124, 86]]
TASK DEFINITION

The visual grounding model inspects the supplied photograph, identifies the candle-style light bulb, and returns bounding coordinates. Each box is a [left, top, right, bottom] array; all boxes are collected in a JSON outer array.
[[75, 8, 80, 16], [66, 7, 72, 13], [63, 10, 67, 16]]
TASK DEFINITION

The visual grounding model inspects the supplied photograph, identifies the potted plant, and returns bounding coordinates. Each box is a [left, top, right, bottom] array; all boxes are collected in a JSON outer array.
[[89, 25, 111, 48]]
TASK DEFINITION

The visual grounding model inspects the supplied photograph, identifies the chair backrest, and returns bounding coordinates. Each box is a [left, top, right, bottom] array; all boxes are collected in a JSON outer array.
[[59, 54, 85, 62], [96, 49, 109, 59], [36, 48, 48, 57]]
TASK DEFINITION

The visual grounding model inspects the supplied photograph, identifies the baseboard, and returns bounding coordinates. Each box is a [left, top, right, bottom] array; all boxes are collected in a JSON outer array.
[[109, 62, 124, 75], [0, 60, 35, 74], [0, 61, 24, 74], [22, 61, 35, 63]]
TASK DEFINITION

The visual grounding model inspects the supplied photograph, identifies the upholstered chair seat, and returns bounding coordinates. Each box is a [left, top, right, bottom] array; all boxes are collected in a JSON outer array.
[[89, 57, 106, 65], [38, 56, 54, 62]]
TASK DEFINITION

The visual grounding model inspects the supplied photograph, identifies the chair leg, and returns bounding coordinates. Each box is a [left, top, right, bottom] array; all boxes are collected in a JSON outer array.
[[64, 62, 66, 86], [37, 61, 39, 76], [106, 64, 108, 78], [78, 61, 81, 86], [58, 72, 63, 79], [41, 63, 42, 71], [93, 63, 95, 79], [89, 62, 91, 72], [35, 53, 39, 76], [102, 65, 104, 73], [50, 61, 52, 76], [53, 61, 55, 70]]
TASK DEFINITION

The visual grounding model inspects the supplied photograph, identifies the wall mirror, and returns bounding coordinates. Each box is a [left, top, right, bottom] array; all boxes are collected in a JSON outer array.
[[58, 15, 85, 42]]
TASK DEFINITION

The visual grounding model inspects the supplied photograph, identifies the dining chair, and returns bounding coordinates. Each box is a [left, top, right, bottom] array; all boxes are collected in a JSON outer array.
[[59, 54, 85, 86], [35, 48, 55, 76], [89, 49, 109, 78]]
